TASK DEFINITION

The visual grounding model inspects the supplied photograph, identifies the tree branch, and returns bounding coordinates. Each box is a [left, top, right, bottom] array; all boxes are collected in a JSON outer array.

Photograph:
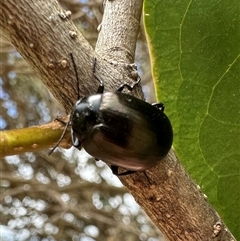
[[0, 0, 140, 113], [96, 0, 142, 63], [0, 117, 71, 156]]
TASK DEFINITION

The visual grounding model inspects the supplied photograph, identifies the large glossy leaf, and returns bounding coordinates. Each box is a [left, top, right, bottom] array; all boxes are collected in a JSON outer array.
[[144, 0, 240, 239]]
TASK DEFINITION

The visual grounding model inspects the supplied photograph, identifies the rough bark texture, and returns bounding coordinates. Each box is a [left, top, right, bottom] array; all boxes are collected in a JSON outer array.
[[120, 150, 236, 241], [0, 0, 236, 240], [96, 0, 142, 63], [0, 0, 142, 113]]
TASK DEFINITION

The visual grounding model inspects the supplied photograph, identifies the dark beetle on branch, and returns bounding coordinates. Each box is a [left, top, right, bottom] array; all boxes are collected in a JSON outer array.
[[50, 54, 173, 176]]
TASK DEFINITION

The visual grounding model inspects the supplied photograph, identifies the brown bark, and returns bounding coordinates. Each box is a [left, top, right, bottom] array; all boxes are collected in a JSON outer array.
[[0, 0, 236, 240], [0, 0, 141, 113]]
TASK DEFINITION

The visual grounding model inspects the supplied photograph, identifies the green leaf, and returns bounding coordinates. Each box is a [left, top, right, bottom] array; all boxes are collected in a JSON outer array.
[[144, 0, 240, 239]]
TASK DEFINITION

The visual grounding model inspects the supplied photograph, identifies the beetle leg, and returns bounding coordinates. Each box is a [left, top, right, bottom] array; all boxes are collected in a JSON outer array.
[[152, 102, 165, 112], [116, 76, 141, 92], [112, 166, 154, 184], [143, 171, 154, 185], [48, 120, 71, 155], [71, 129, 81, 147], [111, 165, 136, 176], [54, 117, 68, 125]]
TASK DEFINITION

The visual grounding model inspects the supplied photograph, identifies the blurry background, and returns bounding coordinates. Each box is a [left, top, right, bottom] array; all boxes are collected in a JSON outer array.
[[0, 0, 166, 240]]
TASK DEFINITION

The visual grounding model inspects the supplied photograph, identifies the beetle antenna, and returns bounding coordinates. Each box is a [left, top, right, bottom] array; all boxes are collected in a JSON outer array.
[[70, 53, 80, 100], [48, 118, 70, 155], [49, 53, 78, 155], [92, 57, 104, 94]]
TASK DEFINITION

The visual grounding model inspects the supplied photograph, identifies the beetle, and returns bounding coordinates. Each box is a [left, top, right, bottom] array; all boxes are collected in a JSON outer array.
[[50, 54, 173, 176]]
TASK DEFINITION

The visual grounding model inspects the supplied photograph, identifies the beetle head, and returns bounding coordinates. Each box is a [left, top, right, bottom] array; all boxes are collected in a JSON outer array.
[[71, 95, 102, 142]]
